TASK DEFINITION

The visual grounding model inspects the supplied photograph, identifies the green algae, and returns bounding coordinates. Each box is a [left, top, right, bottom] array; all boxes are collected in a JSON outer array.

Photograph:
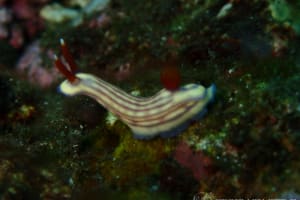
[[269, 0, 300, 34], [98, 122, 175, 187]]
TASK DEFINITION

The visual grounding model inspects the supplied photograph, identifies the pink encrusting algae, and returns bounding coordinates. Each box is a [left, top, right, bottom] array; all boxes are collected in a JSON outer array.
[[174, 141, 212, 181], [16, 41, 59, 88]]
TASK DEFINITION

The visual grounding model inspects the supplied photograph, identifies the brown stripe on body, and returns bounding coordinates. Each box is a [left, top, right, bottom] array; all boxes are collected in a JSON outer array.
[[92, 77, 172, 106], [82, 85, 197, 126], [87, 80, 174, 113], [80, 75, 202, 129], [119, 102, 192, 124], [83, 87, 178, 121], [127, 101, 198, 128]]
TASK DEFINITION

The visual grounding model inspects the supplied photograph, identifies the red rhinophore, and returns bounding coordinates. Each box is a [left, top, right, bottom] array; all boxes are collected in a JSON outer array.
[[54, 55, 77, 83], [54, 39, 79, 83], [60, 39, 78, 73]]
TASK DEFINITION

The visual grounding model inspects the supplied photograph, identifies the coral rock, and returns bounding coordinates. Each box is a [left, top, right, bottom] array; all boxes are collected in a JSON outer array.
[[174, 141, 212, 181]]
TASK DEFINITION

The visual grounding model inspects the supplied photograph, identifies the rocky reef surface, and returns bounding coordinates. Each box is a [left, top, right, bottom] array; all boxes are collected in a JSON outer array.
[[0, 0, 299, 199]]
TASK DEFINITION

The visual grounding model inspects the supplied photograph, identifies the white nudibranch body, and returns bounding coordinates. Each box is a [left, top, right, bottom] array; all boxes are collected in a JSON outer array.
[[59, 73, 216, 139], [54, 39, 216, 139]]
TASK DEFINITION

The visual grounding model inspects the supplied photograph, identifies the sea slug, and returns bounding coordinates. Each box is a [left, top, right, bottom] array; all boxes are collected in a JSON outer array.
[[55, 39, 216, 139]]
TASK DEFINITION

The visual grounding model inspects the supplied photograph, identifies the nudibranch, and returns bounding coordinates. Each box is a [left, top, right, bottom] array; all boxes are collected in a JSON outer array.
[[55, 39, 216, 139]]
